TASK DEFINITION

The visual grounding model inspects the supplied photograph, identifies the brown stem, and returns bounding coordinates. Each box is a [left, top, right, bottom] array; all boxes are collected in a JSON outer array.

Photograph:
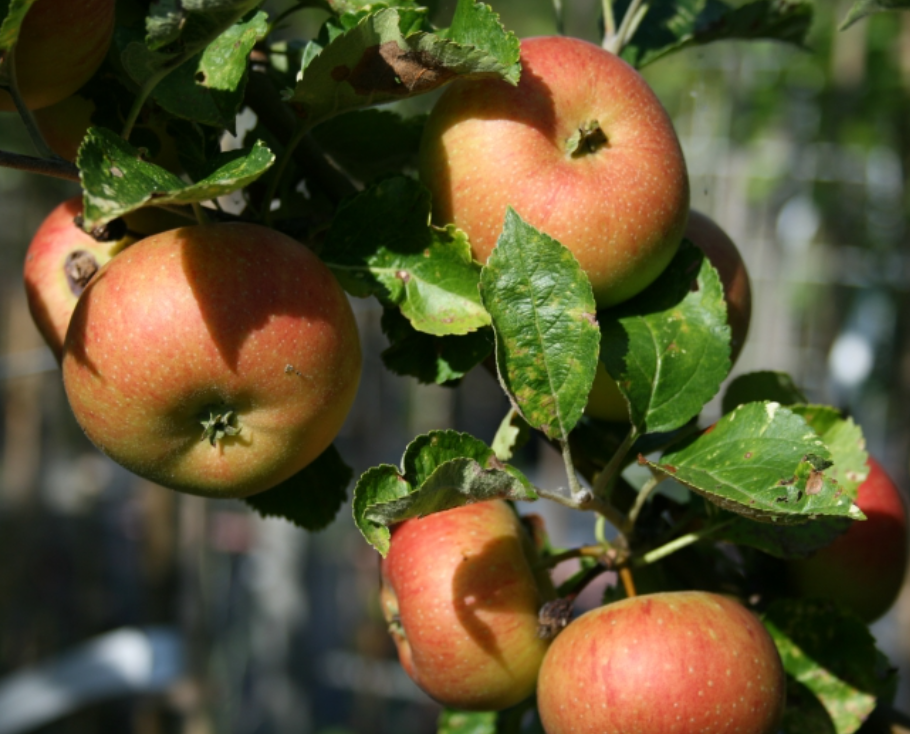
[[0, 150, 80, 182], [619, 566, 637, 597]]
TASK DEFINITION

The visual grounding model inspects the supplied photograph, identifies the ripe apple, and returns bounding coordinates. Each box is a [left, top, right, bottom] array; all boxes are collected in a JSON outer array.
[[24, 197, 187, 362], [61, 222, 362, 498], [586, 210, 753, 422], [419, 35, 689, 309], [33, 95, 183, 170], [0, 0, 115, 111], [537, 591, 785, 734], [788, 456, 908, 623], [380, 500, 555, 711]]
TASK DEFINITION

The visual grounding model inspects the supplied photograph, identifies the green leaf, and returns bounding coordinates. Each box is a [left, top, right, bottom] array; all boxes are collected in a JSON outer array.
[[717, 513, 853, 559], [353, 429, 534, 554], [150, 11, 268, 131], [243, 444, 352, 531], [438, 710, 497, 734], [790, 405, 868, 501], [402, 429, 497, 486], [440, 0, 521, 84], [600, 240, 731, 435], [324, 177, 490, 336], [145, 0, 263, 51], [764, 599, 898, 734], [287, 7, 520, 129], [716, 404, 868, 557], [352, 464, 411, 556], [479, 209, 600, 442], [120, 0, 261, 97], [840, 0, 908, 30], [615, 0, 814, 69], [492, 408, 530, 462], [78, 127, 274, 229], [365, 456, 536, 526], [380, 308, 492, 385], [311, 109, 425, 182], [0, 0, 36, 53], [722, 370, 808, 415], [648, 402, 864, 524]]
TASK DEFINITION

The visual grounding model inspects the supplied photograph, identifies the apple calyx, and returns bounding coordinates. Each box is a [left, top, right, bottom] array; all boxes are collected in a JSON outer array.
[[537, 597, 574, 640], [200, 409, 241, 446], [64, 250, 101, 297], [567, 120, 608, 158]]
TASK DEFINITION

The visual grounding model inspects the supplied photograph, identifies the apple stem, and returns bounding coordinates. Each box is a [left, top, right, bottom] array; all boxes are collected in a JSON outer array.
[[634, 517, 736, 567], [551, 0, 565, 35], [262, 123, 309, 227], [3, 47, 56, 159], [0, 149, 79, 182], [191, 203, 211, 226], [592, 427, 638, 501], [606, 0, 650, 55], [601, 0, 617, 46], [619, 566, 637, 597], [624, 473, 662, 534]]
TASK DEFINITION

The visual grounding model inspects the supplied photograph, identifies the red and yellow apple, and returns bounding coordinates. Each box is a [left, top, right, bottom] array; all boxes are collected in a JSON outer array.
[[0, 0, 115, 111], [788, 456, 908, 623], [419, 35, 689, 309], [24, 197, 186, 361], [380, 500, 554, 711], [586, 210, 753, 422], [537, 592, 785, 734], [61, 222, 362, 498]]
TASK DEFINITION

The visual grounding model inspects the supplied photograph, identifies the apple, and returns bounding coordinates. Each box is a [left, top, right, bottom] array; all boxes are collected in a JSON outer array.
[[419, 35, 689, 309], [61, 222, 362, 499], [24, 197, 187, 362], [586, 210, 753, 422], [788, 456, 908, 623], [0, 0, 115, 111], [33, 95, 183, 170], [537, 591, 785, 734], [380, 500, 555, 711]]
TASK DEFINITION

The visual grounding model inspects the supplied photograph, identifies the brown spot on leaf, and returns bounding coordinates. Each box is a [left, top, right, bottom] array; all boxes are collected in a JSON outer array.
[[744, 452, 753, 459], [637, 454, 648, 465], [778, 476, 796, 486], [346, 42, 456, 96], [806, 470, 824, 495], [396, 269, 411, 283], [331, 65, 350, 82], [662, 464, 678, 474], [583, 311, 598, 327]]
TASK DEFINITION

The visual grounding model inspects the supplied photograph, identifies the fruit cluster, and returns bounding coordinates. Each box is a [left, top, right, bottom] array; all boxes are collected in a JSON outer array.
[[6, 2, 906, 732]]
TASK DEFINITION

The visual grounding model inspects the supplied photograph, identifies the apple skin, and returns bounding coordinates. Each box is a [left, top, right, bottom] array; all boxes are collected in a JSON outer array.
[[24, 197, 187, 362], [586, 210, 753, 422], [0, 0, 115, 111], [788, 456, 908, 623], [419, 35, 689, 309], [537, 592, 785, 734], [380, 500, 555, 711], [61, 222, 362, 499]]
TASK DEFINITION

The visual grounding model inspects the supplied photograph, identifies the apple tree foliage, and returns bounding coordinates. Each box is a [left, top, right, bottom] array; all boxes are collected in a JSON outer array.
[[0, 0, 907, 732]]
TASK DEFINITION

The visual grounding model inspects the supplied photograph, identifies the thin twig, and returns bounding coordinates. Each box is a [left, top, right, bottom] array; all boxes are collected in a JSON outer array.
[[619, 566, 637, 597], [634, 518, 735, 567], [624, 473, 661, 534], [601, 0, 617, 48], [591, 426, 637, 500], [0, 150, 80, 182], [608, 0, 649, 55]]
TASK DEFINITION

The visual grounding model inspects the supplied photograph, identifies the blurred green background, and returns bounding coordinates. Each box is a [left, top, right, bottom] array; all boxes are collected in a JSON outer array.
[[0, 1, 907, 732]]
